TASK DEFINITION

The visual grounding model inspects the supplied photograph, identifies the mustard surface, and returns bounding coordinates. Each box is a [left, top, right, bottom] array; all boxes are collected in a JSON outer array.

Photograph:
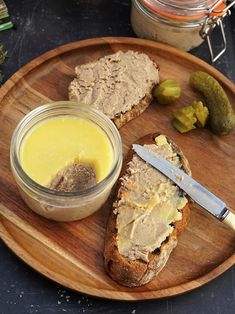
[[20, 116, 113, 187]]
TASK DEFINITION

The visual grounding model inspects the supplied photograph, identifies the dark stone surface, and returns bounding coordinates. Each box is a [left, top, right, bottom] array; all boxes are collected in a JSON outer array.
[[0, 1, 234, 313]]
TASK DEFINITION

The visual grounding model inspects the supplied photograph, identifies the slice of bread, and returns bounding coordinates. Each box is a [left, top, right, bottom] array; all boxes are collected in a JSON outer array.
[[104, 133, 191, 287], [68, 51, 159, 128]]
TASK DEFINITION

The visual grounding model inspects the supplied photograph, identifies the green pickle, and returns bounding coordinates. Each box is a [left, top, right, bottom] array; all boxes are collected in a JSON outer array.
[[172, 101, 209, 133], [192, 101, 209, 127], [153, 79, 181, 105], [173, 106, 196, 126], [190, 71, 235, 135], [172, 118, 196, 133]]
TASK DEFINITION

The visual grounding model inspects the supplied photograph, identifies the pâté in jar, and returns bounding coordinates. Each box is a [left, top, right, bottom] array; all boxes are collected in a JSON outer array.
[[131, 0, 234, 61]]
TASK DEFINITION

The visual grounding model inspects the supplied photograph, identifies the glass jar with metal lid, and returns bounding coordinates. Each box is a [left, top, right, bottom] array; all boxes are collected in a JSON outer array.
[[131, 0, 234, 62]]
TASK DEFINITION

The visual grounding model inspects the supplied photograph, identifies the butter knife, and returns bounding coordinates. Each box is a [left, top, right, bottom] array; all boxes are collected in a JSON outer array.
[[133, 144, 235, 231]]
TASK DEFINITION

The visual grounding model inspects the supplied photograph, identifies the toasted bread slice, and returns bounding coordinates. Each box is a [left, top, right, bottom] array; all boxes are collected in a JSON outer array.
[[104, 133, 191, 287], [68, 51, 159, 128], [112, 93, 153, 129]]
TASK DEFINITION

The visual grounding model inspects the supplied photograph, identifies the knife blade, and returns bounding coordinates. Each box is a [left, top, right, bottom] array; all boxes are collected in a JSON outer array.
[[132, 144, 235, 231]]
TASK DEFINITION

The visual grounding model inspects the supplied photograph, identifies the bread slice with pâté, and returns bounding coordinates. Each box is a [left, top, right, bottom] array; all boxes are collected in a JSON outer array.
[[104, 133, 191, 287], [68, 50, 159, 128]]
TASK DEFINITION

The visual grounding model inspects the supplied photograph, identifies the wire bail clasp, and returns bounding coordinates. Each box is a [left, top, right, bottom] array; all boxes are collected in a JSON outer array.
[[200, 0, 235, 63]]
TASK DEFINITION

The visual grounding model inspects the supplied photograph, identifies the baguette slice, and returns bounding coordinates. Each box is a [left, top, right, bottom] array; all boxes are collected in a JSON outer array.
[[68, 51, 159, 129], [104, 133, 191, 287]]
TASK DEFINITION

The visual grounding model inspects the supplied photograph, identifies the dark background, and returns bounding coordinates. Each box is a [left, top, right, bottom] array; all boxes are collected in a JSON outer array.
[[0, 1, 234, 313]]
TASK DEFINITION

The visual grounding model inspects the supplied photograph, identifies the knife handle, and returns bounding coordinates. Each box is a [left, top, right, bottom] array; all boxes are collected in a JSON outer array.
[[223, 210, 235, 231]]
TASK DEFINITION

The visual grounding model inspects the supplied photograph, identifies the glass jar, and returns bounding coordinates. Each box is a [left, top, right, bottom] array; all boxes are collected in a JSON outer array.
[[10, 101, 123, 222], [131, 0, 234, 61]]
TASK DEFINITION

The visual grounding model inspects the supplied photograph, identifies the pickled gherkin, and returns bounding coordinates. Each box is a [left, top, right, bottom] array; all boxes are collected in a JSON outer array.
[[153, 79, 181, 105], [190, 71, 235, 135], [173, 106, 197, 126], [192, 101, 209, 127], [172, 101, 209, 133], [172, 117, 196, 133]]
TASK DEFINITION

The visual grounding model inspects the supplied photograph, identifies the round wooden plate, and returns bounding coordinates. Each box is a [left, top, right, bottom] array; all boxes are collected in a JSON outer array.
[[0, 37, 234, 300]]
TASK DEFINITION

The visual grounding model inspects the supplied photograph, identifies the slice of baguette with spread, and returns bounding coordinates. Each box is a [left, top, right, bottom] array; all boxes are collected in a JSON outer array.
[[104, 133, 191, 287], [68, 51, 159, 128]]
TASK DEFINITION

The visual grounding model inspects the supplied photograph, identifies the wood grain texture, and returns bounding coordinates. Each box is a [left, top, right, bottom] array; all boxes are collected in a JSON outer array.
[[0, 37, 234, 300]]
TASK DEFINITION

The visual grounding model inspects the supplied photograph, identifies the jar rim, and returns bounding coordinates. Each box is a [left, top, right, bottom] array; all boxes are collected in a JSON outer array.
[[139, 0, 226, 20], [10, 101, 123, 200]]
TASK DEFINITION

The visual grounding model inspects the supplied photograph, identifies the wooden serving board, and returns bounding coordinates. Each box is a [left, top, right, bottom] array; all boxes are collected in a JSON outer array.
[[0, 37, 234, 300]]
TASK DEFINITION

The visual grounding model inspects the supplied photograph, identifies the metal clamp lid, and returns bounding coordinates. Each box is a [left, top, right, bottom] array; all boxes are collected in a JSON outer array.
[[149, 0, 234, 62], [200, 0, 235, 62]]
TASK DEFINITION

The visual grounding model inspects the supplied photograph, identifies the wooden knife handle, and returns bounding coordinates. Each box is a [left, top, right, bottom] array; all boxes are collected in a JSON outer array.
[[223, 211, 235, 231]]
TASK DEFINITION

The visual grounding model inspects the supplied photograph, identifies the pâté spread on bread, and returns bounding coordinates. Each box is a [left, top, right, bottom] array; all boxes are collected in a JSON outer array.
[[104, 134, 191, 287], [69, 50, 159, 128], [115, 135, 187, 262]]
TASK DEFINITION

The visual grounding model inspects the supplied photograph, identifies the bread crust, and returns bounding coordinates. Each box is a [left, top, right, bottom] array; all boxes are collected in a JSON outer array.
[[104, 133, 191, 287], [112, 91, 154, 129]]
